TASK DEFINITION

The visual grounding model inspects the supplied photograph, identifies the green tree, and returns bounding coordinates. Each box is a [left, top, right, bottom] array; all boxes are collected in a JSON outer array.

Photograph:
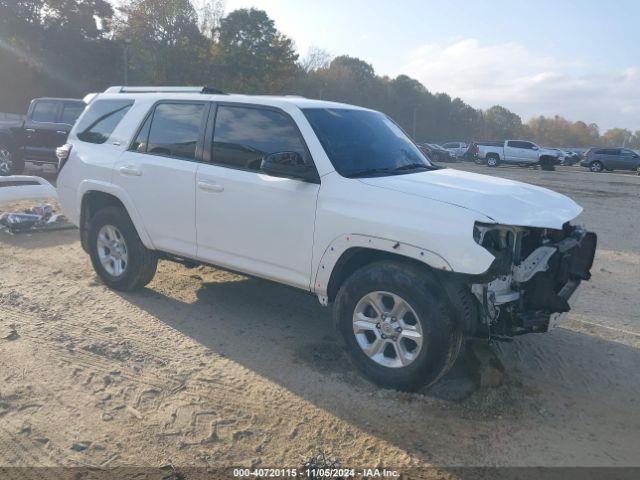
[[214, 8, 299, 93], [0, 0, 117, 112], [117, 0, 211, 85], [483, 105, 524, 140]]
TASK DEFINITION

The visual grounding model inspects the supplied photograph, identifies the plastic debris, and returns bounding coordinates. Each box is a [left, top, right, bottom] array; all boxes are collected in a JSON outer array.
[[0, 203, 74, 233]]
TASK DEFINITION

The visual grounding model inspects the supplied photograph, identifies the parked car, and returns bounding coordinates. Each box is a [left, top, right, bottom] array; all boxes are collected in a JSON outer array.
[[476, 140, 561, 170], [55, 86, 596, 391], [560, 149, 581, 166], [440, 141, 468, 158], [0, 97, 85, 175], [579, 147, 640, 173], [419, 143, 456, 163]]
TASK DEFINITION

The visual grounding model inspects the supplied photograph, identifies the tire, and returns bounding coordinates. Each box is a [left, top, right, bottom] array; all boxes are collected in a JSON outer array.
[[0, 144, 24, 176], [486, 155, 499, 167], [88, 206, 158, 291], [540, 157, 556, 171], [334, 260, 463, 391], [590, 160, 603, 173]]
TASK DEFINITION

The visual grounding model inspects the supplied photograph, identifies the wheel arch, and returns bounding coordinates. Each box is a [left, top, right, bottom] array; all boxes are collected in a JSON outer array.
[[315, 235, 453, 302], [79, 188, 153, 253], [322, 244, 479, 336]]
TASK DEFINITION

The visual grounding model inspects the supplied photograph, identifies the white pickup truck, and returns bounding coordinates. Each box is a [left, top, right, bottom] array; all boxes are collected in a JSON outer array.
[[476, 140, 560, 170]]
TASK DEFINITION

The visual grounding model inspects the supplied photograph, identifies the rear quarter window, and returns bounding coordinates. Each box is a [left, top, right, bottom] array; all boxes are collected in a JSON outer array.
[[75, 99, 134, 144]]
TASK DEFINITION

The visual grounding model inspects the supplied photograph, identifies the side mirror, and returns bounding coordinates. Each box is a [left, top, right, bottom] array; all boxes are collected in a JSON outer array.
[[532, 146, 539, 150], [261, 151, 318, 183]]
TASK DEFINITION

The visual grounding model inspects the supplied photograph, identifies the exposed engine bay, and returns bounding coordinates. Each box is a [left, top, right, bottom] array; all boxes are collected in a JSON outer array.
[[471, 222, 597, 336]]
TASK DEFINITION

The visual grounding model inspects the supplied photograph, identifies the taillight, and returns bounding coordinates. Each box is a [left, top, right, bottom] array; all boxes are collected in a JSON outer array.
[[56, 143, 72, 172]]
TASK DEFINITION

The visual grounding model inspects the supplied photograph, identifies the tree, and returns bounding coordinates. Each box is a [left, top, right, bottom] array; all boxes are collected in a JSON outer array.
[[602, 128, 634, 147], [117, 0, 211, 85], [483, 105, 524, 140], [0, 0, 117, 112], [214, 8, 299, 93], [300, 46, 332, 73]]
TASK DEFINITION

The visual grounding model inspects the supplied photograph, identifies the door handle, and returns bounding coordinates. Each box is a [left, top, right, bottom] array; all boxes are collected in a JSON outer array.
[[56, 130, 68, 135], [119, 165, 142, 176], [25, 128, 35, 135], [197, 180, 224, 193]]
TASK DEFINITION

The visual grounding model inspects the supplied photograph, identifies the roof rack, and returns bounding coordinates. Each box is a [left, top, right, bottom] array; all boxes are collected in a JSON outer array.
[[104, 86, 226, 94]]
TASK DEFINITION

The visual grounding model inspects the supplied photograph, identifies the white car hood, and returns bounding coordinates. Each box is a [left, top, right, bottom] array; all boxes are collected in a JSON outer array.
[[359, 168, 582, 229]]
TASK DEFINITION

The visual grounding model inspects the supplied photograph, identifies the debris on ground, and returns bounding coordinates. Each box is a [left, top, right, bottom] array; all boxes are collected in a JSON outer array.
[[70, 441, 91, 452], [0, 203, 74, 233], [1, 324, 20, 341]]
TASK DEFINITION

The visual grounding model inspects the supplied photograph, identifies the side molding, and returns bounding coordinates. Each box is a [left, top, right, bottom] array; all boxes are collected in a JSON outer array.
[[313, 233, 453, 305]]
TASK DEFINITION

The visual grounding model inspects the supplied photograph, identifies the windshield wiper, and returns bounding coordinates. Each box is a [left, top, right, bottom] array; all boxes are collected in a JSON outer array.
[[346, 167, 394, 178], [392, 163, 431, 172]]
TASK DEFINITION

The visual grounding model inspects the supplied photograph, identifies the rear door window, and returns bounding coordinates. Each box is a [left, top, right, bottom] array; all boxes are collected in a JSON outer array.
[[140, 103, 206, 160], [76, 99, 134, 144], [31, 101, 59, 123]]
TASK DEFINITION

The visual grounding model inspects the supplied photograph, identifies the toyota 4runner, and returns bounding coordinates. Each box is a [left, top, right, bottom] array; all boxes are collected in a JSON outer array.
[[56, 86, 597, 391]]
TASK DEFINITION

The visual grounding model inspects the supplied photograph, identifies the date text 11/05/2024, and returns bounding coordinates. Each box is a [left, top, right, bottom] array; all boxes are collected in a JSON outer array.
[[233, 467, 401, 477]]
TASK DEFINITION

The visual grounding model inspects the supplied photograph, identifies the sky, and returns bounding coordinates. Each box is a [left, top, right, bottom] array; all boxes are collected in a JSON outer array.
[[222, 0, 640, 131]]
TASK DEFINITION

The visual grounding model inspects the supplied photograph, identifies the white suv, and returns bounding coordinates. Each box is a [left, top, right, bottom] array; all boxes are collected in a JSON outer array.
[[56, 86, 597, 391]]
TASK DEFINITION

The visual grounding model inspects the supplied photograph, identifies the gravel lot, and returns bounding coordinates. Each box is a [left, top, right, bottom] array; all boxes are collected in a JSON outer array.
[[0, 163, 639, 474]]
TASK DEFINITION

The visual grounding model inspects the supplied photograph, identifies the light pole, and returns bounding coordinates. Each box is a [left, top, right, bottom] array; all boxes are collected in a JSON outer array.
[[412, 106, 418, 139], [123, 39, 131, 86]]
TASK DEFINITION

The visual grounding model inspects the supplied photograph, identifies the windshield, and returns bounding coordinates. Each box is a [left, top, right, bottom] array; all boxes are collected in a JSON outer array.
[[302, 108, 433, 177]]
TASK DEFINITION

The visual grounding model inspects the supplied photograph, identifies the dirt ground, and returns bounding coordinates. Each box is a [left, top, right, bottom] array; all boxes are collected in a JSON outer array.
[[0, 163, 639, 475]]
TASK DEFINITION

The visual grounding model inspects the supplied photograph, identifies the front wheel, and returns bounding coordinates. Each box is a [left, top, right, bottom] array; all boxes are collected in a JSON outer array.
[[590, 160, 603, 173], [0, 144, 24, 176], [88, 206, 158, 291], [539, 157, 556, 171], [334, 261, 462, 391]]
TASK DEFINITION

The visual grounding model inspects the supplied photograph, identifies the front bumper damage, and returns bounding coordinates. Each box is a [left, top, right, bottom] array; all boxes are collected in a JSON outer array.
[[472, 223, 597, 336]]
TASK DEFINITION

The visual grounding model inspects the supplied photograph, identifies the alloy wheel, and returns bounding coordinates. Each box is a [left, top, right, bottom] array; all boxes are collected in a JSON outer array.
[[97, 224, 129, 277], [352, 291, 424, 368], [0, 147, 13, 175]]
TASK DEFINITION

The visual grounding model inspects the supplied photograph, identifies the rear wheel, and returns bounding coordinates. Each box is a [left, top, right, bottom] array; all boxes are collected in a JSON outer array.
[[0, 144, 24, 176], [590, 160, 603, 173], [334, 260, 462, 391], [88, 206, 158, 291]]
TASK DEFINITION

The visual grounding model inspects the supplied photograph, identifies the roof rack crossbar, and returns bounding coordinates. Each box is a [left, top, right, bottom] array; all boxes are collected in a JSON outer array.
[[103, 86, 226, 94]]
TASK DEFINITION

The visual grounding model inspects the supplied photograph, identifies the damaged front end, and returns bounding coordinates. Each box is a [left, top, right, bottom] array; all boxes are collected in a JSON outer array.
[[470, 222, 597, 336]]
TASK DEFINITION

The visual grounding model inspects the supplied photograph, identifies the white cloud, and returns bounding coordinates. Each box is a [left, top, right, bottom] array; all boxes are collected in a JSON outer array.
[[403, 39, 640, 131]]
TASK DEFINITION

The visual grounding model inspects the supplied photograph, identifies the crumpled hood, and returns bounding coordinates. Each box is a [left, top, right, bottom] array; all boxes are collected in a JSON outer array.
[[359, 168, 582, 229]]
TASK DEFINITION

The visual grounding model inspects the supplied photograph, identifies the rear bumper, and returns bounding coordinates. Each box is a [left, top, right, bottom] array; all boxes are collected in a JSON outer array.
[[0, 175, 57, 203]]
